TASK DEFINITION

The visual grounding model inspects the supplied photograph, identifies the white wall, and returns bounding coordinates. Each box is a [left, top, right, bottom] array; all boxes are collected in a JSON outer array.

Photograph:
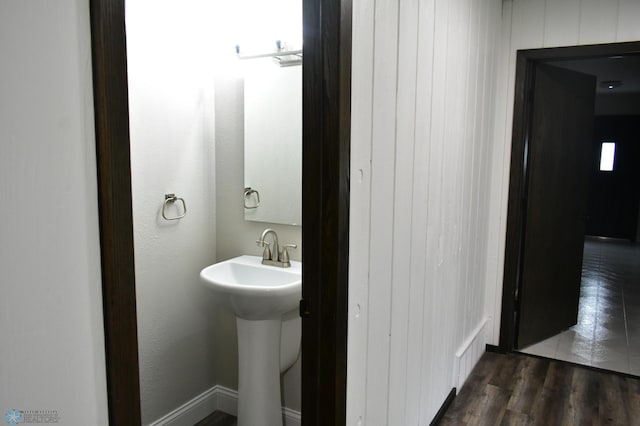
[[484, 0, 640, 346], [0, 1, 108, 425], [215, 71, 302, 412], [125, 1, 219, 423], [127, 0, 303, 420], [348, 0, 502, 423]]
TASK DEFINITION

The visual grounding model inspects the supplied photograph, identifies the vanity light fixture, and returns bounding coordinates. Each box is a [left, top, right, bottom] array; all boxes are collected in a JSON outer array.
[[235, 41, 302, 67]]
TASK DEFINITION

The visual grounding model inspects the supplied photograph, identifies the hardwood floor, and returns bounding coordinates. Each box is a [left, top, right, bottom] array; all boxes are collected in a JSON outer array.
[[194, 411, 236, 426], [440, 351, 640, 425], [186, 351, 640, 425]]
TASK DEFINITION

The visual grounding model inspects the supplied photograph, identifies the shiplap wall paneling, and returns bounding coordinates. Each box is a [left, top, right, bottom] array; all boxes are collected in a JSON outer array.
[[349, 0, 502, 423], [460, 0, 481, 338], [481, 0, 501, 332], [484, 0, 512, 344], [579, 0, 618, 45], [364, 0, 400, 422], [447, 3, 471, 356], [387, 0, 420, 422], [472, 0, 495, 325], [432, 2, 469, 412], [419, 0, 451, 415], [617, 0, 640, 42], [543, 0, 581, 47], [404, 0, 436, 423], [463, 0, 485, 340], [345, 0, 374, 422], [511, 0, 545, 48]]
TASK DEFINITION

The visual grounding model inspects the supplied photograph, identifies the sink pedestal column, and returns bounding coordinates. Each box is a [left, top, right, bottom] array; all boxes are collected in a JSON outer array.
[[236, 318, 283, 426]]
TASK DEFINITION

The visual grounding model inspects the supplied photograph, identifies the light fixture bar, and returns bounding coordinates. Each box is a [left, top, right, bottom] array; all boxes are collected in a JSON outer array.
[[238, 50, 302, 60]]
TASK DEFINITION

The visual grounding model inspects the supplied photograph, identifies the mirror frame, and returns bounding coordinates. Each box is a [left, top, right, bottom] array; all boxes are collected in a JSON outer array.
[[89, 0, 351, 424]]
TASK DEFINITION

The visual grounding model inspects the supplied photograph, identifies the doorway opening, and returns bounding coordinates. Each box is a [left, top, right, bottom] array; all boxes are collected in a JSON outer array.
[[89, 0, 351, 424], [500, 41, 640, 377]]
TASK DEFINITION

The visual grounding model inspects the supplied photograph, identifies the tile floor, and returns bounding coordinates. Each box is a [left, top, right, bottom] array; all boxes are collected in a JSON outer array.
[[520, 237, 640, 376]]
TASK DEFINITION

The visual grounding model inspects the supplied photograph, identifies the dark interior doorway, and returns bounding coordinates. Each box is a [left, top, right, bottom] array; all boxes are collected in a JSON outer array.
[[500, 41, 640, 355]]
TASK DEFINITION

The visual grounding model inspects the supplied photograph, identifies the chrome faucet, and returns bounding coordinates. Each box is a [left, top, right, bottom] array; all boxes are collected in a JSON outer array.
[[256, 228, 297, 267]]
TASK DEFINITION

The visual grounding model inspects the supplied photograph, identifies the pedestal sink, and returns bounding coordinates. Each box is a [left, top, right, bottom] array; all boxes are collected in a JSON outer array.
[[200, 255, 301, 426]]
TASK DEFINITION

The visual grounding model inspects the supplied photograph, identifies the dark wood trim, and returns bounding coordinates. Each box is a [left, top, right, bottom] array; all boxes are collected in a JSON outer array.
[[485, 344, 504, 354], [301, 0, 352, 424], [429, 388, 457, 426], [89, 0, 141, 424], [499, 41, 640, 352], [506, 41, 640, 62], [499, 50, 534, 351]]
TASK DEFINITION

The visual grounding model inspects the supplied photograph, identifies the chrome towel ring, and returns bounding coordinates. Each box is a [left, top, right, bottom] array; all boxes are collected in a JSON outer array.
[[162, 193, 187, 220], [244, 187, 261, 209]]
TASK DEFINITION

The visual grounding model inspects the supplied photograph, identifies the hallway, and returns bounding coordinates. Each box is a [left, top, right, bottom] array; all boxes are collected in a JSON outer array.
[[521, 238, 640, 375], [440, 351, 640, 425]]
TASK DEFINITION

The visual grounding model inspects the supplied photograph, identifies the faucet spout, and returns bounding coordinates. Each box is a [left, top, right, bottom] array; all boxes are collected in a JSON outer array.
[[256, 228, 294, 267], [257, 228, 279, 263]]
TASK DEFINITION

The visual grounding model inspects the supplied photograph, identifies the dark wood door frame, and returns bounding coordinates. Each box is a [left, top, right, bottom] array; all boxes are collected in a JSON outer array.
[[500, 41, 640, 352], [89, 2, 140, 424], [301, 0, 351, 425], [89, 0, 351, 424]]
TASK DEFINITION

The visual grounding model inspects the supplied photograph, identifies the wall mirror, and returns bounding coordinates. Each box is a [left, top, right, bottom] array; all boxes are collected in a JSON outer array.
[[243, 57, 302, 226]]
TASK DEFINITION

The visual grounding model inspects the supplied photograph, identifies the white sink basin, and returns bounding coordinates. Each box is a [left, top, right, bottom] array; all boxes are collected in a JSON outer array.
[[200, 255, 301, 320], [200, 254, 302, 425]]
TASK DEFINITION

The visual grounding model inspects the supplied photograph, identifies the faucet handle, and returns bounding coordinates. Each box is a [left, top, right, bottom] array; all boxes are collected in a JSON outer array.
[[281, 244, 297, 263], [256, 240, 272, 260]]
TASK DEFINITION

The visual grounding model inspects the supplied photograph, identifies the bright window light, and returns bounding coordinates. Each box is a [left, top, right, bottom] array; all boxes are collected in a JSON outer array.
[[600, 142, 616, 171]]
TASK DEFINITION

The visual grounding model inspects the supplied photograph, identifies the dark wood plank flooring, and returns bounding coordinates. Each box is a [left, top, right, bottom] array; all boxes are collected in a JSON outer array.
[[194, 411, 236, 426], [440, 351, 640, 425]]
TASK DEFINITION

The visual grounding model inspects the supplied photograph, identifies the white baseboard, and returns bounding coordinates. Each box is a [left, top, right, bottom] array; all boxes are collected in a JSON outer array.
[[452, 318, 489, 390], [148, 386, 218, 426], [282, 407, 301, 426], [214, 386, 239, 417], [148, 385, 301, 426]]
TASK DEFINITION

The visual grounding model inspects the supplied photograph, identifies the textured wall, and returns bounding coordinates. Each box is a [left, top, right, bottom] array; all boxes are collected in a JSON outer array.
[[0, 1, 108, 424], [127, 0, 302, 421], [348, 0, 502, 423], [485, 0, 640, 346], [126, 1, 219, 423]]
